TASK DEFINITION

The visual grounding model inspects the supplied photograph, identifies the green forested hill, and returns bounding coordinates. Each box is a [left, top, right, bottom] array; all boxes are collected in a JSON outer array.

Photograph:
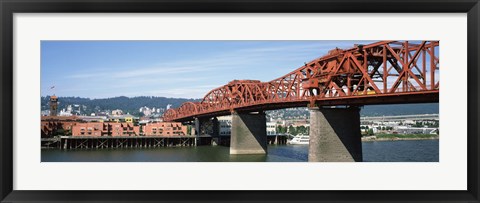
[[360, 103, 439, 116], [41, 96, 438, 117], [41, 96, 200, 116]]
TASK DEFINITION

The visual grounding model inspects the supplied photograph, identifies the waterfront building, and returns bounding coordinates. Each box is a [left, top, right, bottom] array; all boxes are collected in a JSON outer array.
[[267, 121, 277, 135], [218, 116, 232, 136], [109, 122, 141, 136], [394, 126, 438, 134], [71, 122, 141, 137], [143, 122, 187, 136], [41, 116, 81, 137], [71, 122, 106, 137]]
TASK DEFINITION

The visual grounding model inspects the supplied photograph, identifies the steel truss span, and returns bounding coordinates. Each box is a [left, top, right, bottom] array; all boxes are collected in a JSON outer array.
[[164, 41, 439, 122]]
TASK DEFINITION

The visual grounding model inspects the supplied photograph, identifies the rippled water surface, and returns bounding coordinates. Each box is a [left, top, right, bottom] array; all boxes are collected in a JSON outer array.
[[42, 139, 439, 162]]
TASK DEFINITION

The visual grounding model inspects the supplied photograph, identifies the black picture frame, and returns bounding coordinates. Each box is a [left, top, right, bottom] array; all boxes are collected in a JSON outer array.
[[1, 0, 479, 202]]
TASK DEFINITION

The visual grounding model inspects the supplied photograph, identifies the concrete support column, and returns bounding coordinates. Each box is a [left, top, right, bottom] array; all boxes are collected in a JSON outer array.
[[194, 117, 202, 146], [230, 111, 267, 154], [308, 106, 362, 162], [194, 117, 201, 136]]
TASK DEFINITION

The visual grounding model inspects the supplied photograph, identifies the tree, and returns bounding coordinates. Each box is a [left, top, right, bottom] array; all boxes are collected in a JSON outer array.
[[276, 125, 286, 134], [288, 125, 297, 135], [367, 128, 374, 136], [296, 126, 307, 135]]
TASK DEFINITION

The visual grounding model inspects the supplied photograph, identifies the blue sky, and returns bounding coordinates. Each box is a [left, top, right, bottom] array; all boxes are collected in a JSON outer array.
[[41, 40, 375, 99]]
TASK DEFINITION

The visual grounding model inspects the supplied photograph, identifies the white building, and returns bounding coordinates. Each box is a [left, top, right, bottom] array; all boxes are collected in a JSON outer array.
[[217, 116, 232, 136], [58, 108, 73, 116], [267, 121, 277, 135], [111, 109, 123, 115], [395, 126, 438, 134], [216, 116, 276, 136]]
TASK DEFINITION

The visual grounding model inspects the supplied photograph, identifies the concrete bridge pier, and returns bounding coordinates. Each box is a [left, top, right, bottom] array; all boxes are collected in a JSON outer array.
[[194, 117, 202, 136], [230, 111, 267, 154], [212, 117, 219, 136], [194, 118, 203, 137], [212, 117, 220, 145], [308, 106, 363, 162]]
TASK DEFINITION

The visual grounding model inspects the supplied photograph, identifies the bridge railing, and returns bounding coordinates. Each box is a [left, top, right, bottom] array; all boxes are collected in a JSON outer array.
[[164, 41, 439, 121]]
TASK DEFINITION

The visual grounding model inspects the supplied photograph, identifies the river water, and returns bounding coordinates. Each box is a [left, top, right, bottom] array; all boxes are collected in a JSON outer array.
[[41, 139, 439, 162]]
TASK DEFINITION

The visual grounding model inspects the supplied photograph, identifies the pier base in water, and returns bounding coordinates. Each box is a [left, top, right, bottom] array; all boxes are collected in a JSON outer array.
[[230, 111, 267, 154], [308, 106, 363, 162]]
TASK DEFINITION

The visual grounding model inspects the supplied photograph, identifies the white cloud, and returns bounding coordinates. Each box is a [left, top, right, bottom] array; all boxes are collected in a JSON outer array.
[[66, 42, 349, 80], [145, 85, 222, 98], [59, 41, 378, 98]]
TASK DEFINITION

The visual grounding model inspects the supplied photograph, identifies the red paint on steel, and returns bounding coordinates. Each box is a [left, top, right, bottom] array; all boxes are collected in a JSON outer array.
[[164, 41, 439, 122]]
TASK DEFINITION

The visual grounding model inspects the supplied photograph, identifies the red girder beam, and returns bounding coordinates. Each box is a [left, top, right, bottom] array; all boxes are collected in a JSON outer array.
[[163, 41, 440, 122]]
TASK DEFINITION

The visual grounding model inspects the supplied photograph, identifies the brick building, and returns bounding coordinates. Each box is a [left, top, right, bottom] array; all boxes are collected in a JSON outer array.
[[143, 122, 187, 136], [43, 116, 186, 137], [71, 122, 107, 137], [109, 122, 141, 137], [71, 122, 140, 137], [41, 116, 81, 138]]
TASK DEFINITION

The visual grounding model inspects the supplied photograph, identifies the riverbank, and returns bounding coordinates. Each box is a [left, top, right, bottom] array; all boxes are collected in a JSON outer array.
[[361, 134, 439, 142]]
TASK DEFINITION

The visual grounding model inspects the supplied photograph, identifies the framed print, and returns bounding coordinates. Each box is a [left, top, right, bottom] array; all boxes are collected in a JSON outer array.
[[1, 0, 479, 202]]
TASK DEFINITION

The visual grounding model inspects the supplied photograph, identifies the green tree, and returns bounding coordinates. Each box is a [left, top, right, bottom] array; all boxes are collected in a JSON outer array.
[[296, 126, 307, 135], [276, 125, 286, 134], [367, 128, 374, 135], [288, 125, 297, 135]]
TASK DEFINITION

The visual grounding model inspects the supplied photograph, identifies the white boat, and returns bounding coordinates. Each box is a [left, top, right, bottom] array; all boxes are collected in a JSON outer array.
[[288, 134, 309, 145]]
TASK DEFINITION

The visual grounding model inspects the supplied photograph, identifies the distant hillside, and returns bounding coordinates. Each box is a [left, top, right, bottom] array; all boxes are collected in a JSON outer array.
[[41, 96, 439, 117], [41, 96, 200, 116], [266, 103, 439, 119], [360, 103, 439, 116]]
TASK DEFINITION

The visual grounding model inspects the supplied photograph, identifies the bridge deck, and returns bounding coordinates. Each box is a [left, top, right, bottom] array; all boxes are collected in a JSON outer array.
[[164, 41, 440, 122]]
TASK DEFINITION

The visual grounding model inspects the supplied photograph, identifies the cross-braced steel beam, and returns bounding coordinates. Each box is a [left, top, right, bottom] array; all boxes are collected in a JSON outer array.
[[164, 41, 439, 122]]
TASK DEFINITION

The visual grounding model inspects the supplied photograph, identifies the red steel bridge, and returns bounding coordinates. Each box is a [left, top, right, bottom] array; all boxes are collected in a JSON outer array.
[[164, 41, 439, 122]]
